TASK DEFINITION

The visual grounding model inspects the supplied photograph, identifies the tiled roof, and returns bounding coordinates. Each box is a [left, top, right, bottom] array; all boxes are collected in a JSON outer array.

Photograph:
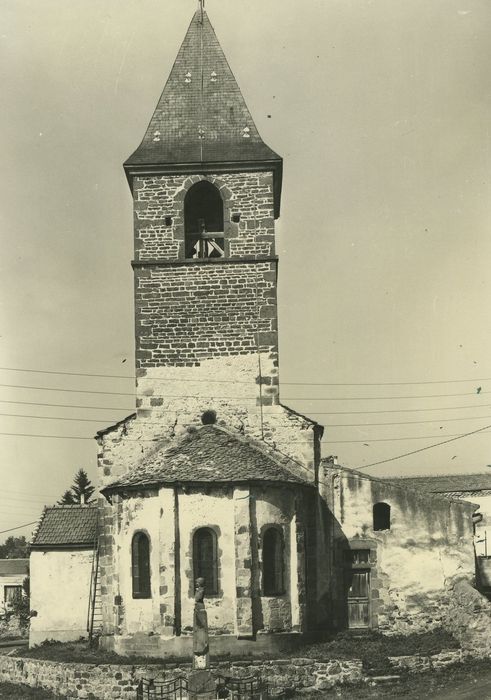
[[0, 559, 29, 576], [124, 11, 281, 170], [103, 425, 310, 492], [31, 505, 98, 548], [395, 473, 491, 494]]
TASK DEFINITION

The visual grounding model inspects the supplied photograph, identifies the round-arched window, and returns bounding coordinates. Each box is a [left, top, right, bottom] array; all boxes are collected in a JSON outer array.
[[184, 181, 224, 259], [192, 527, 219, 596], [131, 531, 151, 599], [262, 527, 285, 596]]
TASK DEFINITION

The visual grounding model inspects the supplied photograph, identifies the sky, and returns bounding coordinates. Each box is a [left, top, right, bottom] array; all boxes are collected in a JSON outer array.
[[1, 0, 491, 542]]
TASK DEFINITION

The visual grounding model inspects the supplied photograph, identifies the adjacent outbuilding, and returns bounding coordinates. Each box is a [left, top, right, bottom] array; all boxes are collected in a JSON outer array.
[[29, 505, 98, 646]]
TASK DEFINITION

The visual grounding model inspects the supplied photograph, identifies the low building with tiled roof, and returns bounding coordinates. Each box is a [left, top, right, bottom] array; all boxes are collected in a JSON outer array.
[[31, 504, 98, 549], [29, 505, 99, 646], [394, 473, 491, 496]]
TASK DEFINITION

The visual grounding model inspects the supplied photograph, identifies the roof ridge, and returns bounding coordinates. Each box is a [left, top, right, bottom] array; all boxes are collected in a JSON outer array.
[[395, 472, 491, 479], [322, 462, 480, 508]]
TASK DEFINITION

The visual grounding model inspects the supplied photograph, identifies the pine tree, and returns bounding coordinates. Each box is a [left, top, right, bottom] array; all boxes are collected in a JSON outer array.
[[58, 469, 96, 505]]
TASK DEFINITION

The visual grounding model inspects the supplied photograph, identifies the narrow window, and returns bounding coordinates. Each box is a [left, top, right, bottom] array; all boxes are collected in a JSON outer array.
[[262, 527, 285, 596], [132, 531, 151, 598], [193, 528, 218, 596], [184, 181, 224, 259], [373, 502, 391, 531]]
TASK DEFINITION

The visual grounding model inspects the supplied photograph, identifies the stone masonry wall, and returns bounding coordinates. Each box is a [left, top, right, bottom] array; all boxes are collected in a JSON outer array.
[[134, 260, 277, 367], [0, 650, 472, 699], [444, 577, 491, 657], [0, 655, 362, 698], [322, 466, 477, 635], [133, 172, 275, 262]]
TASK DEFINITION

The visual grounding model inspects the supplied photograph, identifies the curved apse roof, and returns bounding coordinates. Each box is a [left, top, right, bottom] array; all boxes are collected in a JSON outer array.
[[102, 425, 311, 493]]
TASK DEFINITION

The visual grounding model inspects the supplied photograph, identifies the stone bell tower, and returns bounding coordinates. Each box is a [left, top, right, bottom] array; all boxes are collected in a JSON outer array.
[[99, 8, 322, 483]]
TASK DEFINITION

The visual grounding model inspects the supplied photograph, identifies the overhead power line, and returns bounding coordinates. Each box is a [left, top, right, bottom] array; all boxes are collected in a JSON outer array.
[[2, 410, 491, 429], [322, 431, 491, 443], [1, 398, 490, 416], [357, 422, 491, 470], [0, 383, 135, 397], [282, 391, 491, 401], [0, 413, 121, 424], [0, 365, 489, 387], [0, 399, 134, 411], [0, 520, 39, 535], [1, 381, 489, 401], [1, 429, 491, 444]]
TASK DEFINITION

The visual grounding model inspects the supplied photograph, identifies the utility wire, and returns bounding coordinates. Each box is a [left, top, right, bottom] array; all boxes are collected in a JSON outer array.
[[3, 411, 491, 429], [1, 398, 490, 416], [0, 413, 122, 424], [0, 520, 39, 535], [356, 422, 491, 470], [0, 383, 134, 397], [0, 365, 489, 387], [1, 429, 491, 444], [0, 399, 134, 411], [320, 431, 491, 443], [1, 381, 489, 401]]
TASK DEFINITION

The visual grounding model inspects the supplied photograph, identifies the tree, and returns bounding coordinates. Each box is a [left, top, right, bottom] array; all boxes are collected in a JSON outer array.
[[58, 469, 96, 505], [0, 536, 28, 559]]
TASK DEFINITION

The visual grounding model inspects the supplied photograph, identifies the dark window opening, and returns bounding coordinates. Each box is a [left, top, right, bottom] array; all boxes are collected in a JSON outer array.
[[193, 528, 218, 596], [231, 213, 241, 223], [344, 549, 370, 565], [262, 527, 285, 596], [373, 502, 391, 531], [132, 531, 151, 599], [184, 181, 224, 259], [165, 216, 173, 226], [4, 585, 22, 606]]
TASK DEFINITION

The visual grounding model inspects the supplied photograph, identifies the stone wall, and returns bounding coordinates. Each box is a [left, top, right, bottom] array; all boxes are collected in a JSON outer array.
[[133, 172, 275, 262], [0, 655, 362, 698], [321, 465, 477, 634], [444, 577, 491, 657], [0, 650, 472, 699], [99, 482, 310, 656]]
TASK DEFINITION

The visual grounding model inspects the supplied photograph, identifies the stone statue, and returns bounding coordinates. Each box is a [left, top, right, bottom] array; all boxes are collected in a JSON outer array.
[[192, 577, 209, 669]]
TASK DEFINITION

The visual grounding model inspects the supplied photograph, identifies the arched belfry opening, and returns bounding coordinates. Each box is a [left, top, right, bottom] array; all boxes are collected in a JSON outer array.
[[184, 181, 225, 259]]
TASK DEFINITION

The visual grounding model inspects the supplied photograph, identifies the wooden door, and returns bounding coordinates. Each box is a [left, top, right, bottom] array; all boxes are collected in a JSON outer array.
[[347, 570, 370, 629]]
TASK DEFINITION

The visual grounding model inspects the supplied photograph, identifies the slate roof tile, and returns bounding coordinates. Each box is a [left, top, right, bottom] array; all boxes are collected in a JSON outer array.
[[395, 473, 491, 494], [31, 505, 98, 548], [103, 425, 310, 492], [124, 11, 281, 168]]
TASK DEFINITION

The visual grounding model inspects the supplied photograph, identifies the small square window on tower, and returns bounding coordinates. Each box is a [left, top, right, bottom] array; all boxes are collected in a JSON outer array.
[[165, 216, 173, 226]]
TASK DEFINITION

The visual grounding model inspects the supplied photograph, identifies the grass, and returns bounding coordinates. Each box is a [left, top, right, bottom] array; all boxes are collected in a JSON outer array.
[[0, 682, 59, 699], [282, 629, 460, 675], [18, 629, 459, 676], [289, 658, 491, 699]]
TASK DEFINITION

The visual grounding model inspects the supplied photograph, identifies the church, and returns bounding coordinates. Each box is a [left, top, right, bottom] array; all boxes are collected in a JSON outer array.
[[29, 6, 483, 657]]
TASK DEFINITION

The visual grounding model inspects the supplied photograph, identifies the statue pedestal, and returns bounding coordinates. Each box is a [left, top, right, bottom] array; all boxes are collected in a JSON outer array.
[[187, 669, 216, 700]]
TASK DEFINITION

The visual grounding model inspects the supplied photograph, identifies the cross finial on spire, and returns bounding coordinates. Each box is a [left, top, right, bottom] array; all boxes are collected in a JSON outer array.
[[199, 0, 205, 23]]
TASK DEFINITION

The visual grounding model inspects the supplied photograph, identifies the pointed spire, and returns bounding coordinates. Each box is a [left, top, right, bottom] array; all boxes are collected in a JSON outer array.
[[124, 10, 282, 214]]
